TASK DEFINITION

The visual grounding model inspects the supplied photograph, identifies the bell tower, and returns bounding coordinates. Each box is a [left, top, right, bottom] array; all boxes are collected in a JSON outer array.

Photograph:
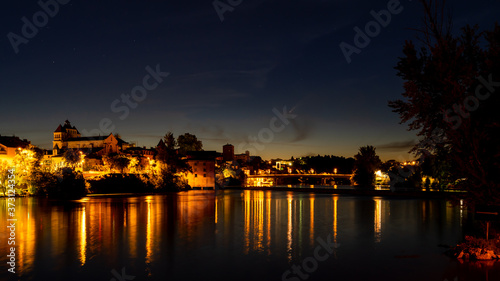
[[53, 120, 81, 155]]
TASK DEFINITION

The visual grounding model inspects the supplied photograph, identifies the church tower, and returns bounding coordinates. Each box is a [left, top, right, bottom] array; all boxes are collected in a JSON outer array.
[[53, 120, 81, 155]]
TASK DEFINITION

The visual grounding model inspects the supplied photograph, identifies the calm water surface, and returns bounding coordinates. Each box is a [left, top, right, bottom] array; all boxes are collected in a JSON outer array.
[[1, 190, 499, 281]]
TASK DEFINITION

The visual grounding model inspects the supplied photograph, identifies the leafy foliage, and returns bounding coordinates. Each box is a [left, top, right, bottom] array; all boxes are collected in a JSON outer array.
[[177, 133, 203, 155], [103, 154, 131, 173], [63, 149, 81, 168], [32, 168, 86, 199], [0, 160, 12, 195], [87, 173, 150, 194], [13, 148, 42, 190], [388, 1, 500, 205], [140, 160, 189, 191], [353, 146, 382, 188], [156, 132, 191, 174]]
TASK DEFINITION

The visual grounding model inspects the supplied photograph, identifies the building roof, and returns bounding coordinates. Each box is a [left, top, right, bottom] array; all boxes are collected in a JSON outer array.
[[66, 136, 108, 142], [54, 120, 80, 134], [0, 135, 30, 148], [124, 147, 151, 151], [116, 137, 128, 145], [157, 139, 166, 147], [186, 150, 218, 160]]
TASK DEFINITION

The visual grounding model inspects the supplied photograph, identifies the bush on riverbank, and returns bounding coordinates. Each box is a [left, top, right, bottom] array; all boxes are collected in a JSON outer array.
[[138, 163, 191, 191], [86, 171, 190, 194], [447, 236, 500, 260], [32, 168, 86, 199], [86, 173, 152, 194]]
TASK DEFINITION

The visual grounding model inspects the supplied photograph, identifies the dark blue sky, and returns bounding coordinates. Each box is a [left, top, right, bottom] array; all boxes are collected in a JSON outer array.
[[1, 0, 499, 160]]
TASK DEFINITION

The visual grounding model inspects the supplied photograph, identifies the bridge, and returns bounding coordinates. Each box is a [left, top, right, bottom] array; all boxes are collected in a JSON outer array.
[[246, 173, 352, 186]]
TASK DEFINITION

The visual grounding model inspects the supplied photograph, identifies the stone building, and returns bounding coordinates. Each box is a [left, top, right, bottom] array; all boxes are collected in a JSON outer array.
[[185, 151, 217, 189], [52, 120, 121, 156], [0, 135, 31, 164]]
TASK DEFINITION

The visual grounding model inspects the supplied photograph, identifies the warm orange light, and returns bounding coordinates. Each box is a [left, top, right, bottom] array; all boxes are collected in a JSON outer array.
[[374, 199, 382, 243], [333, 196, 338, 244], [79, 207, 87, 266]]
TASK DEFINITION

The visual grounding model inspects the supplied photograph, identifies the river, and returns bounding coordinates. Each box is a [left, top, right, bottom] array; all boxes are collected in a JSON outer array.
[[1, 190, 499, 280]]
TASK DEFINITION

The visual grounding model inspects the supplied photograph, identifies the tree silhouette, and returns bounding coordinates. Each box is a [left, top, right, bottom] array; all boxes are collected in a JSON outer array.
[[159, 132, 190, 174], [63, 149, 80, 169], [103, 154, 131, 173], [150, 132, 192, 190], [388, 0, 500, 205], [353, 146, 381, 188], [164, 132, 177, 151], [112, 155, 130, 174], [177, 133, 203, 155]]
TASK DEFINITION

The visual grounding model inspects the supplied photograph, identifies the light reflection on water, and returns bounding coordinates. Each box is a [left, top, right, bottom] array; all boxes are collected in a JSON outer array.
[[1, 190, 499, 281]]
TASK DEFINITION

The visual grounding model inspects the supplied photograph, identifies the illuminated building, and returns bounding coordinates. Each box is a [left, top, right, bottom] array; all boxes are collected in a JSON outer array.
[[185, 151, 217, 189], [52, 120, 123, 156], [275, 160, 293, 171], [234, 150, 250, 163], [0, 135, 31, 163]]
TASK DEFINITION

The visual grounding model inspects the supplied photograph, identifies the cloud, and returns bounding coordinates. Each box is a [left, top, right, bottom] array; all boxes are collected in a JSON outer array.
[[376, 140, 417, 151], [289, 117, 313, 142]]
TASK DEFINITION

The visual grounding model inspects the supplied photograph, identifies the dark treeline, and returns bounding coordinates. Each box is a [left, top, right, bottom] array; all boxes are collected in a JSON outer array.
[[292, 155, 355, 174]]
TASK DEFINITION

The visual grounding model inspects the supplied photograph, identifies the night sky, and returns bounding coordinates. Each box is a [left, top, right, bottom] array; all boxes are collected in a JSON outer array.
[[1, 0, 499, 161]]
